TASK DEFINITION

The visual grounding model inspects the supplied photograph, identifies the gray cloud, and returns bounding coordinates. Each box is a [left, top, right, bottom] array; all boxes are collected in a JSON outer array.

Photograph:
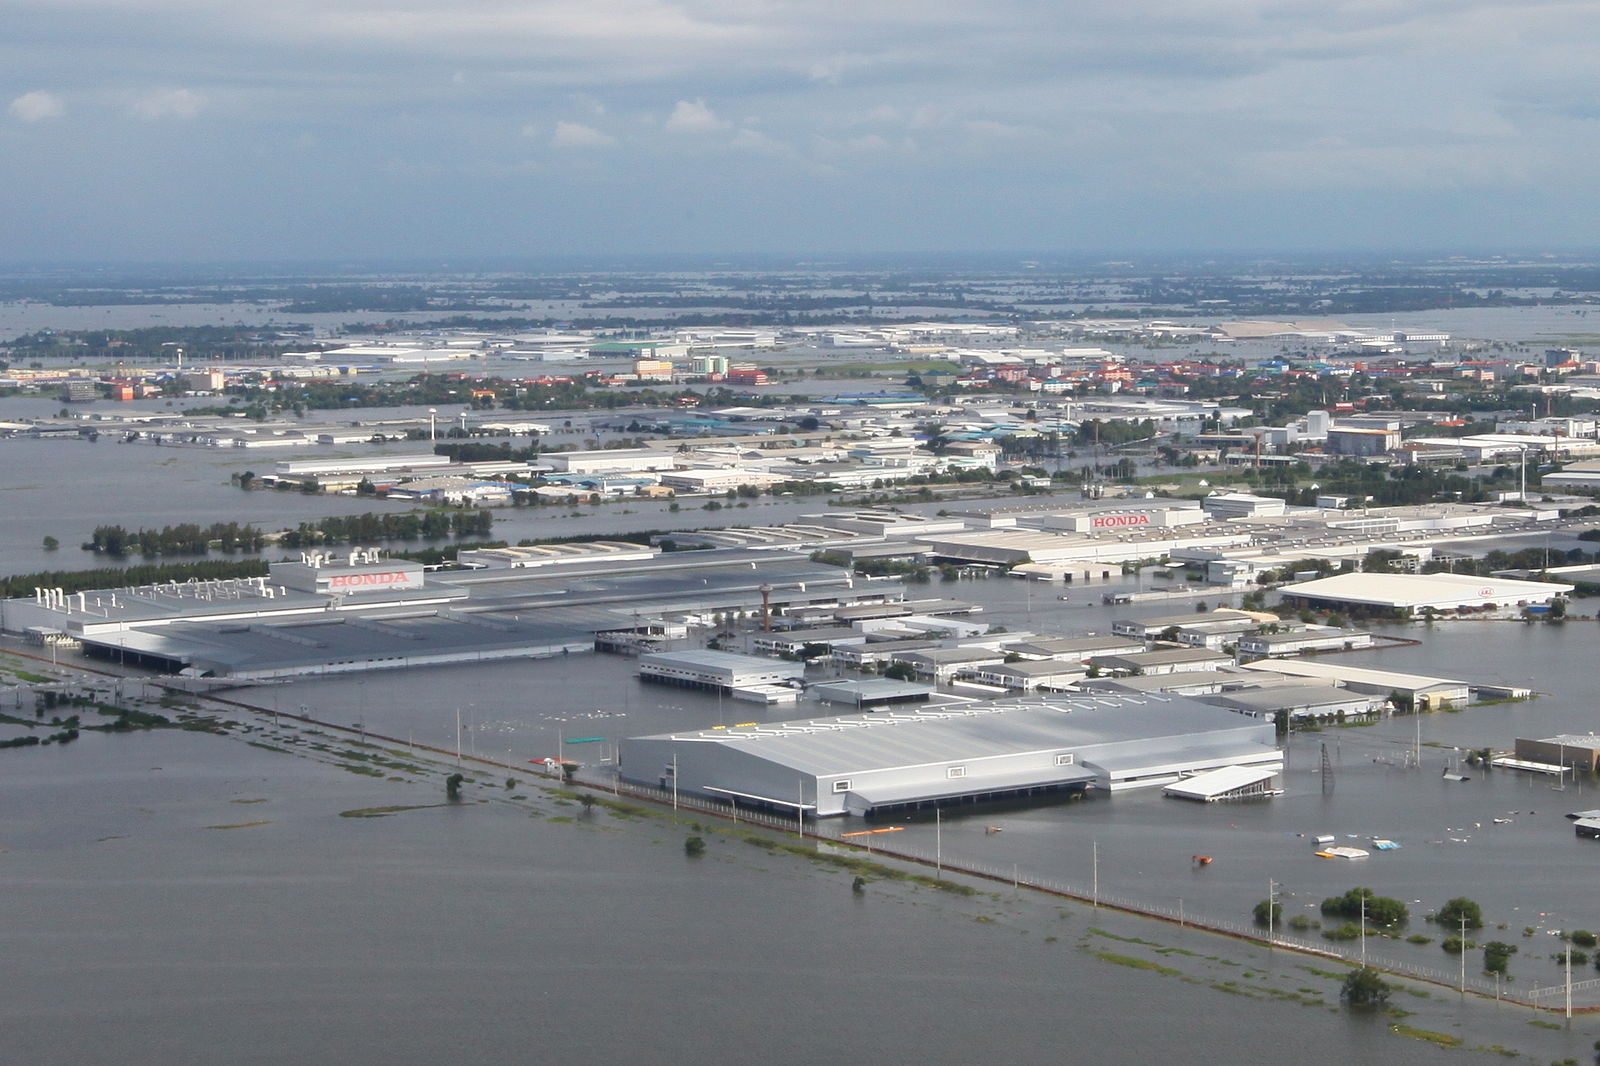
[[2, 0, 1598, 257], [8, 90, 64, 122]]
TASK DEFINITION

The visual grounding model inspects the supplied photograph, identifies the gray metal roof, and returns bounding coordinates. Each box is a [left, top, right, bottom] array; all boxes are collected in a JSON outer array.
[[1003, 635, 1140, 657], [1117, 609, 1255, 630], [83, 608, 592, 673], [32, 546, 888, 677], [1093, 647, 1232, 668], [1538, 734, 1600, 752], [985, 660, 1086, 678], [640, 695, 1273, 777], [851, 762, 1096, 804], [640, 649, 788, 671], [811, 679, 934, 704], [1199, 685, 1374, 714], [896, 647, 1006, 665]]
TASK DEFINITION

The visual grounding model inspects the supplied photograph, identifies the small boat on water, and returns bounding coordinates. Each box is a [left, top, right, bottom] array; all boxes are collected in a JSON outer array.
[[1315, 846, 1370, 860], [1370, 839, 1401, 850]]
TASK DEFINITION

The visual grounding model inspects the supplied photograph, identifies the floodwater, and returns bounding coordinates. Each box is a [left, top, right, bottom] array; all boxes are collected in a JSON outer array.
[[186, 567, 1600, 1017], [3, 291, 1596, 345], [0, 386, 1114, 577], [227, 606, 1600, 939], [7, 300, 1600, 1059], [4, 718, 1593, 1065]]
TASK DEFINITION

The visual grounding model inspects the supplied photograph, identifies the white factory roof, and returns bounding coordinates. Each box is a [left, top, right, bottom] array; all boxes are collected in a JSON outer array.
[[1534, 734, 1600, 752], [1281, 571, 1572, 609], [641, 649, 791, 671], [1237, 659, 1465, 692], [1162, 765, 1277, 801], [643, 696, 1270, 777]]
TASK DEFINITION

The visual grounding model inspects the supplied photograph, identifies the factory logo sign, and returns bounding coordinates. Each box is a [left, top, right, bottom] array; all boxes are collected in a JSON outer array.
[[1091, 513, 1153, 529], [327, 570, 421, 590]]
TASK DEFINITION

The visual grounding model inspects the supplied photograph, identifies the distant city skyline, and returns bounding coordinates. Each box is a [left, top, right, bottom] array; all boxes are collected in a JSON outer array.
[[5, 0, 1599, 261]]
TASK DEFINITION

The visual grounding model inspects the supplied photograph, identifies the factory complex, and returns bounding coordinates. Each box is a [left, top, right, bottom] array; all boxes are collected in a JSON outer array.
[[0, 547, 886, 679], [0, 487, 1571, 822]]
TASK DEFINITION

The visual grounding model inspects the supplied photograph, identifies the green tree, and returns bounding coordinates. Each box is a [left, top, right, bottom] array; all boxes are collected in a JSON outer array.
[[1340, 966, 1391, 1007], [1483, 941, 1517, 974], [1253, 898, 1283, 927], [1435, 897, 1484, 930], [1320, 887, 1408, 929]]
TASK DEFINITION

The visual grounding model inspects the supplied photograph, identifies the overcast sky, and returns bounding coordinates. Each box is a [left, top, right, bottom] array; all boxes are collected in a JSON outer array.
[[4, 0, 1598, 262]]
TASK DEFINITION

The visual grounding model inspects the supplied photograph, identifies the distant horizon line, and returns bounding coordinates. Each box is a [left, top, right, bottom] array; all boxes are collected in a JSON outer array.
[[1, 248, 1599, 275]]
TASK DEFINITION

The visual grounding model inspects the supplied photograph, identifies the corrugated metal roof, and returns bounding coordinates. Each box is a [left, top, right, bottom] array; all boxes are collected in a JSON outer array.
[[644, 695, 1273, 777], [851, 762, 1096, 804], [1281, 571, 1572, 608], [811, 679, 933, 702]]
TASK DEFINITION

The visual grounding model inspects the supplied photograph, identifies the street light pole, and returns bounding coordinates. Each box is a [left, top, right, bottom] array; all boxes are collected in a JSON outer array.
[[1360, 895, 1367, 966], [1566, 929, 1574, 1020]]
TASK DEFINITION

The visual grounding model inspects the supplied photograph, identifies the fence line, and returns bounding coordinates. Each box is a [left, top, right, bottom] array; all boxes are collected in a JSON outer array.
[[581, 771, 1600, 1010], [174, 692, 1600, 1015]]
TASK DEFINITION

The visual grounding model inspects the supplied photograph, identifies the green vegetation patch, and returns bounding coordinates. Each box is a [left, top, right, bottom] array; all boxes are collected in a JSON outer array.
[[203, 820, 271, 830], [1390, 1025, 1461, 1049], [1093, 951, 1181, 976], [1088, 928, 1162, 947], [733, 830, 977, 894], [338, 804, 452, 818], [1209, 981, 1263, 998]]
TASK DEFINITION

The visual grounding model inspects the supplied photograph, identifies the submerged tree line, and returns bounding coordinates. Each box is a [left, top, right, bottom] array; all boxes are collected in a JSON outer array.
[[85, 522, 268, 557], [278, 509, 492, 547], [77, 510, 494, 559]]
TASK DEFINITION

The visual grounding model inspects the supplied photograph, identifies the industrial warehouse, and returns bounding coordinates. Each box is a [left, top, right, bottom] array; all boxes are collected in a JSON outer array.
[[618, 694, 1282, 817], [0, 547, 893, 678], [1277, 572, 1573, 616]]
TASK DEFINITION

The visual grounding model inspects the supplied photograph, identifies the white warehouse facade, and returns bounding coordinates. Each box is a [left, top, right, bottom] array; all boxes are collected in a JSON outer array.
[[618, 695, 1281, 817]]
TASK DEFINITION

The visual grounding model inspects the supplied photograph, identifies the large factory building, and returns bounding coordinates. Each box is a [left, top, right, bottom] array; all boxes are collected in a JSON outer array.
[[0, 547, 884, 679], [619, 695, 1281, 817]]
